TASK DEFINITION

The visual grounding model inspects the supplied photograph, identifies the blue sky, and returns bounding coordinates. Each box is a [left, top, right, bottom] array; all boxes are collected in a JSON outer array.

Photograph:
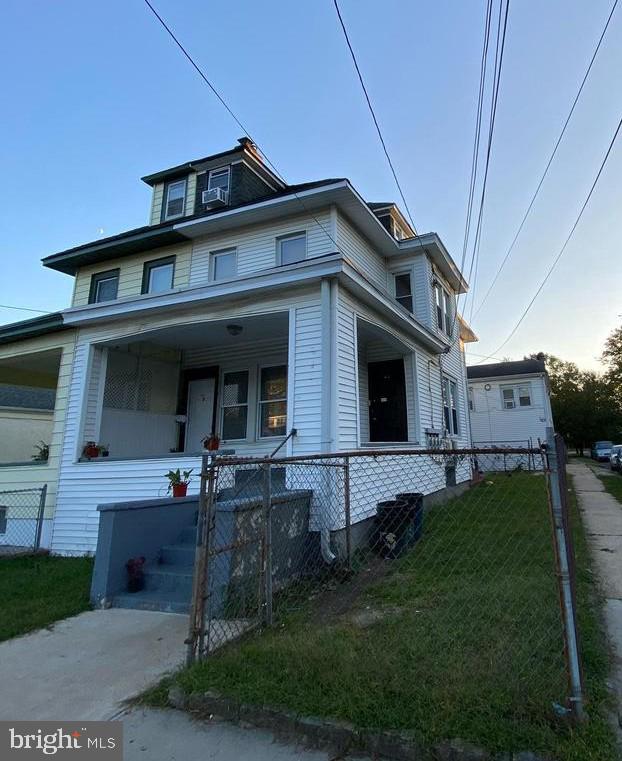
[[1, 0, 620, 370]]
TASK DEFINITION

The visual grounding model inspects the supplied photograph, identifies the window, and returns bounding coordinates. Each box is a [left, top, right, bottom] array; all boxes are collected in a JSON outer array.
[[442, 376, 459, 435], [468, 386, 474, 411], [259, 365, 287, 437], [394, 272, 413, 312], [393, 221, 407, 240], [89, 269, 119, 304], [501, 383, 531, 409], [141, 256, 175, 294], [208, 167, 230, 193], [163, 179, 186, 220], [278, 232, 306, 266], [210, 248, 237, 281], [434, 282, 452, 336], [221, 370, 249, 440]]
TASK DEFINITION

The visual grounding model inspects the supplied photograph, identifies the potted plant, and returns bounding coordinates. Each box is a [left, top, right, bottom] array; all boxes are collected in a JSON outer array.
[[32, 441, 49, 462], [165, 468, 193, 497], [99, 444, 110, 458], [126, 556, 146, 593], [202, 433, 220, 452], [83, 441, 100, 459]]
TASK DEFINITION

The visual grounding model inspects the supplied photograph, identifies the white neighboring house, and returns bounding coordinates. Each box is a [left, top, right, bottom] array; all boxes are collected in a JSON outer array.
[[13, 137, 477, 555], [467, 359, 553, 447]]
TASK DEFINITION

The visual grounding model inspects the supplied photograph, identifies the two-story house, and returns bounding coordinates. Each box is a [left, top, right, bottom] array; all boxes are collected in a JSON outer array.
[[0, 137, 477, 555]]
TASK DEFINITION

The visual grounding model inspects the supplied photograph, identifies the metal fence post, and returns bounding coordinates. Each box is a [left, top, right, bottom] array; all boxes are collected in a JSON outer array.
[[545, 427, 585, 721], [343, 456, 352, 571], [262, 462, 273, 626], [186, 454, 217, 666], [33, 484, 47, 551]]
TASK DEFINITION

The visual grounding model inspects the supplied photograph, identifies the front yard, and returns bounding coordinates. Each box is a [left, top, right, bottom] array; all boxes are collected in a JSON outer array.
[[0, 555, 93, 641], [161, 472, 616, 760]]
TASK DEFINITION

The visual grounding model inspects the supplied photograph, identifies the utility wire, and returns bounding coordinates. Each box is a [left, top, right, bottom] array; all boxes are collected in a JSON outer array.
[[0, 304, 50, 315], [332, 0, 419, 235], [476, 112, 622, 364], [465, 0, 510, 323], [472, 0, 619, 319], [143, 0, 343, 253]]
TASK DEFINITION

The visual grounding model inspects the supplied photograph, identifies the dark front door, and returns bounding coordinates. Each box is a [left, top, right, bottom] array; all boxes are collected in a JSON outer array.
[[368, 359, 408, 442]]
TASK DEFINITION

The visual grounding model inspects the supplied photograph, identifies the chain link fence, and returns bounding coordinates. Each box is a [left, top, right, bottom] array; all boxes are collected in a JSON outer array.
[[0, 485, 47, 555], [185, 435, 584, 720]]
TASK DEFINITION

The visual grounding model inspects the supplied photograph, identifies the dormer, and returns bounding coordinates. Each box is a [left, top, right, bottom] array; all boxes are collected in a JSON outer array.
[[368, 202, 414, 241], [141, 137, 285, 226]]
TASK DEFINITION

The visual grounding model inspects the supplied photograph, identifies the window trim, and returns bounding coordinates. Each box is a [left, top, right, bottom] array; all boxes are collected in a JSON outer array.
[[276, 231, 307, 266], [220, 368, 250, 442], [434, 281, 452, 337], [209, 247, 237, 282], [208, 166, 231, 193], [393, 270, 413, 313], [257, 363, 288, 439], [442, 374, 460, 436], [500, 382, 532, 410], [162, 178, 187, 221], [88, 269, 120, 304], [141, 255, 176, 295]]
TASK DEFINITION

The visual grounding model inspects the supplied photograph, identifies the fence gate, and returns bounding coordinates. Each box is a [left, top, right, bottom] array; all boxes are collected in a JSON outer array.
[[0, 485, 47, 555], [186, 438, 585, 722]]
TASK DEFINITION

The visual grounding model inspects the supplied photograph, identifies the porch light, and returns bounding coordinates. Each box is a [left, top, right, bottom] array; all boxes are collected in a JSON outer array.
[[226, 324, 243, 336]]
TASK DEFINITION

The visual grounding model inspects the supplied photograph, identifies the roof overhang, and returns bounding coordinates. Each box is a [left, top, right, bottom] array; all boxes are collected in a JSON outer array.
[[41, 181, 467, 294], [458, 315, 478, 343], [59, 253, 447, 354], [0, 313, 66, 347]]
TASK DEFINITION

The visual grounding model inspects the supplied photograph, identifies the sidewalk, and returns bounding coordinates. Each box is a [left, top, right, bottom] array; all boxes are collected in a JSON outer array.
[[567, 461, 622, 731]]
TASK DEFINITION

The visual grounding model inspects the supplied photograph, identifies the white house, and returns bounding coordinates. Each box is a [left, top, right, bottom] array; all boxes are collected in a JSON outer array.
[[467, 359, 553, 447], [1, 137, 477, 555]]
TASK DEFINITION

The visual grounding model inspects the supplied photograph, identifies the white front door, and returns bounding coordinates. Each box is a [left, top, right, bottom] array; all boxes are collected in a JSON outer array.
[[185, 378, 216, 452]]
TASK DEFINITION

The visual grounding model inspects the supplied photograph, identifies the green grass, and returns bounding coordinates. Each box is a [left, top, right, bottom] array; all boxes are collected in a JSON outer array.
[[0, 555, 93, 641], [595, 469, 622, 504], [163, 472, 616, 760]]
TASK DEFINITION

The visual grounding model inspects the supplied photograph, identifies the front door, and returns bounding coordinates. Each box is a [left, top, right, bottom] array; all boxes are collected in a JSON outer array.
[[185, 377, 216, 452], [368, 359, 408, 442]]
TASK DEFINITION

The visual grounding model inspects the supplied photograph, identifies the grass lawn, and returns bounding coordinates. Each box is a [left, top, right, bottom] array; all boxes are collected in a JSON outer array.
[[0, 554, 93, 641], [165, 472, 616, 760]]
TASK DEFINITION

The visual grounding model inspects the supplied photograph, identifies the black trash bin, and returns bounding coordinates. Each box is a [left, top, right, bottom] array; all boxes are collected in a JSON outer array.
[[396, 492, 424, 545], [372, 498, 417, 559]]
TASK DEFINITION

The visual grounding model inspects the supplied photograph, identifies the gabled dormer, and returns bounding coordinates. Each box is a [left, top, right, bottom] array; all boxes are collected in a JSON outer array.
[[141, 137, 285, 226]]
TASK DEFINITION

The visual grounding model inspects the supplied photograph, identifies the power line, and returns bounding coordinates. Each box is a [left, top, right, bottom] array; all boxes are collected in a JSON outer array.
[[142, 0, 342, 253], [0, 304, 50, 315], [472, 0, 619, 319], [465, 0, 510, 324], [332, 0, 419, 236], [476, 111, 622, 364]]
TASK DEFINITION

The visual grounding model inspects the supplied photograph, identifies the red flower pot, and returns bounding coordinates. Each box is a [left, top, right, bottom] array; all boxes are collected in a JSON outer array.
[[172, 483, 188, 498], [84, 445, 99, 459]]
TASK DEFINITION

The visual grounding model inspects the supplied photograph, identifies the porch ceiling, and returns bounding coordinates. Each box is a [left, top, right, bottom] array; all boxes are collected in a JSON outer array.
[[98, 312, 289, 352], [357, 317, 417, 354]]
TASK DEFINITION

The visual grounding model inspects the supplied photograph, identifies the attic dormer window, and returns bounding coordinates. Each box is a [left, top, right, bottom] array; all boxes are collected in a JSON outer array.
[[163, 179, 186, 220], [208, 167, 230, 193]]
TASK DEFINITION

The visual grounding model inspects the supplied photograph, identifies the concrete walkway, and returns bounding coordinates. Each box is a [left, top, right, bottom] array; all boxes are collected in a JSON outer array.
[[0, 609, 188, 721], [567, 461, 622, 727]]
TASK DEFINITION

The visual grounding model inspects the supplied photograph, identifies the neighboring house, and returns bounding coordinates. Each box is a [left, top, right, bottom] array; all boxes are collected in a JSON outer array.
[[0, 315, 75, 548], [467, 359, 553, 447], [3, 137, 477, 555]]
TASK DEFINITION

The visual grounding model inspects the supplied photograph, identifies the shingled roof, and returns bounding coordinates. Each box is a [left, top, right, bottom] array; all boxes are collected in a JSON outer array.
[[467, 359, 546, 380]]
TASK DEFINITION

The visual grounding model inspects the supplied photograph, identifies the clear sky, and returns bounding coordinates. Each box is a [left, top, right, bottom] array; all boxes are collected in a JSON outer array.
[[1, 0, 620, 370]]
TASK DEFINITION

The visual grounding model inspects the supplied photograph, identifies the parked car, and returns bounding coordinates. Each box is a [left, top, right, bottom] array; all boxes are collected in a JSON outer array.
[[610, 445, 622, 470], [591, 441, 614, 461]]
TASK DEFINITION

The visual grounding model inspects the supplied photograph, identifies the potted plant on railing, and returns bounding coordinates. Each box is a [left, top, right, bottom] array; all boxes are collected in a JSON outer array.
[[165, 468, 193, 498], [202, 433, 220, 452], [83, 441, 100, 459]]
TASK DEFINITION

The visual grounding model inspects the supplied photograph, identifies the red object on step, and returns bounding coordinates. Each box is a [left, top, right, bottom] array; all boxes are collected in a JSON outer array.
[[172, 483, 188, 498]]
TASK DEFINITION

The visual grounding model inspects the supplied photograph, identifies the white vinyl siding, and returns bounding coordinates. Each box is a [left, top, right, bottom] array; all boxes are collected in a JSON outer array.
[[72, 244, 192, 307], [335, 213, 387, 292], [189, 210, 333, 283]]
